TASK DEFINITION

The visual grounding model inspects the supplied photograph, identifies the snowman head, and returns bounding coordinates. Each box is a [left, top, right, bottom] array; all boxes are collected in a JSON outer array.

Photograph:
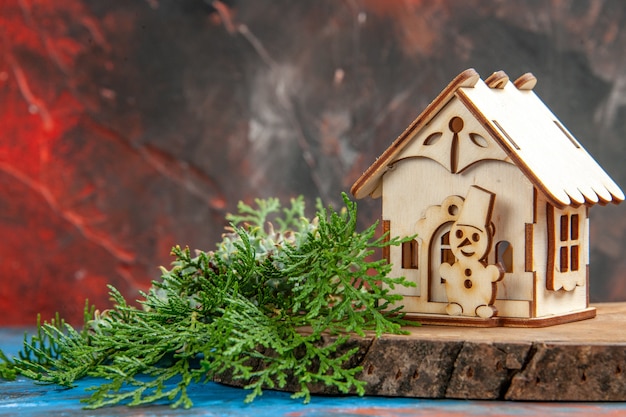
[[449, 186, 496, 262], [449, 224, 490, 261]]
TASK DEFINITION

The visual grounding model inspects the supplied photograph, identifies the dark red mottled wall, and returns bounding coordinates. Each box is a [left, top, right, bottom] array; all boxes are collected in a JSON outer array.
[[1, 0, 625, 324]]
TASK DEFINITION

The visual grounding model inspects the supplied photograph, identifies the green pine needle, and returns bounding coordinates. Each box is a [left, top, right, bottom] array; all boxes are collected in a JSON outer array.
[[0, 192, 416, 409]]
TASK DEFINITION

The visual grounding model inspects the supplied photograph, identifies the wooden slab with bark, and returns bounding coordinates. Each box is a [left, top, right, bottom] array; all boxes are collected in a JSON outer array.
[[215, 303, 626, 401]]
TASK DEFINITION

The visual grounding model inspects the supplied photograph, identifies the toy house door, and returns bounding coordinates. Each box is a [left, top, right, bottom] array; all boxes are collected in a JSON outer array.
[[429, 222, 455, 302]]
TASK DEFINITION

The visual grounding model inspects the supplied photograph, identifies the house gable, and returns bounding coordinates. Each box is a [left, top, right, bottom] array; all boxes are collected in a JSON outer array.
[[395, 98, 512, 174], [351, 68, 481, 199]]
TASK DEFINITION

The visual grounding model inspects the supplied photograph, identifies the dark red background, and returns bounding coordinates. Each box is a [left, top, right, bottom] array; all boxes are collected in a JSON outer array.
[[1, 0, 626, 325]]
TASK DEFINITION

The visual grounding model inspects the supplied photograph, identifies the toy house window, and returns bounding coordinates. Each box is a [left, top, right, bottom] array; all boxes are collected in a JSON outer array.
[[438, 231, 455, 283], [558, 213, 580, 272], [440, 231, 455, 263], [401, 239, 419, 269], [496, 241, 513, 273], [547, 206, 585, 291]]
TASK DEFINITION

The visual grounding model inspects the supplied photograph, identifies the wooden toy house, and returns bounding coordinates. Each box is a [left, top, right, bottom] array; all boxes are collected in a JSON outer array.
[[351, 68, 624, 327]]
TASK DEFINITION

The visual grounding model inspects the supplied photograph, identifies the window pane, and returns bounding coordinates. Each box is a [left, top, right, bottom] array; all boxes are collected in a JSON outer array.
[[571, 214, 579, 240], [402, 240, 418, 269], [571, 245, 579, 271], [496, 241, 513, 273], [442, 231, 450, 245], [559, 246, 569, 272], [411, 240, 418, 268], [560, 215, 568, 241], [441, 248, 455, 265], [402, 241, 412, 269]]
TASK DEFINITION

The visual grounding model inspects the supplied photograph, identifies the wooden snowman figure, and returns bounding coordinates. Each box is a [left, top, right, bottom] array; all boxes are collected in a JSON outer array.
[[440, 185, 504, 318]]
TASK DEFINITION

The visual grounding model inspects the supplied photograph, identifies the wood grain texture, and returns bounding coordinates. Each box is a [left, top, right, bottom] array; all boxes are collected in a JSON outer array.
[[216, 303, 626, 401]]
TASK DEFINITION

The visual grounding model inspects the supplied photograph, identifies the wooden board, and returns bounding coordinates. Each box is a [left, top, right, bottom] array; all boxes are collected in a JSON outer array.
[[215, 303, 626, 401]]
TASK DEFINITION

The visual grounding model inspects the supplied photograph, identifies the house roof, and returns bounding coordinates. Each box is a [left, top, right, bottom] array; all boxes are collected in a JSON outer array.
[[350, 68, 624, 208]]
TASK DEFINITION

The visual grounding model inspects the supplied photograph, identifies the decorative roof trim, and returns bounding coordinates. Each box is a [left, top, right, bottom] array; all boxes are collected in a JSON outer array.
[[514, 73, 537, 90], [485, 70, 509, 89]]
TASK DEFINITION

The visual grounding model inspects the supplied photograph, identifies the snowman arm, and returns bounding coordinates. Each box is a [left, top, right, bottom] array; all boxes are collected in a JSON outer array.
[[486, 264, 505, 282], [440, 263, 452, 282]]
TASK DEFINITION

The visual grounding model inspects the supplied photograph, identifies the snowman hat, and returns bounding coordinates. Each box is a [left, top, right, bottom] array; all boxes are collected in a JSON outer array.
[[456, 185, 496, 232]]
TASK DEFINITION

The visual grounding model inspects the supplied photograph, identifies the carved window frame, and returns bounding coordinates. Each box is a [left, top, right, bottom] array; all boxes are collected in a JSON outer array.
[[401, 239, 419, 269], [496, 240, 513, 273], [546, 204, 584, 291]]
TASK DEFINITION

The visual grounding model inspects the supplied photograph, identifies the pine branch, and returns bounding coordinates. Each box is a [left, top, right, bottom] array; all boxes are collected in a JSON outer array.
[[0, 192, 417, 408]]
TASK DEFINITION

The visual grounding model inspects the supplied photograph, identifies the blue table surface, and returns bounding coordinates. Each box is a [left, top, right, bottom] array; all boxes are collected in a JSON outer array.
[[1, 328, 625, 417]]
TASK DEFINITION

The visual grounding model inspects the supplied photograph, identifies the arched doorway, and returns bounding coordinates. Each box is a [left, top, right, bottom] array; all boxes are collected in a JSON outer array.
[[429, 221, 455, 302]]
